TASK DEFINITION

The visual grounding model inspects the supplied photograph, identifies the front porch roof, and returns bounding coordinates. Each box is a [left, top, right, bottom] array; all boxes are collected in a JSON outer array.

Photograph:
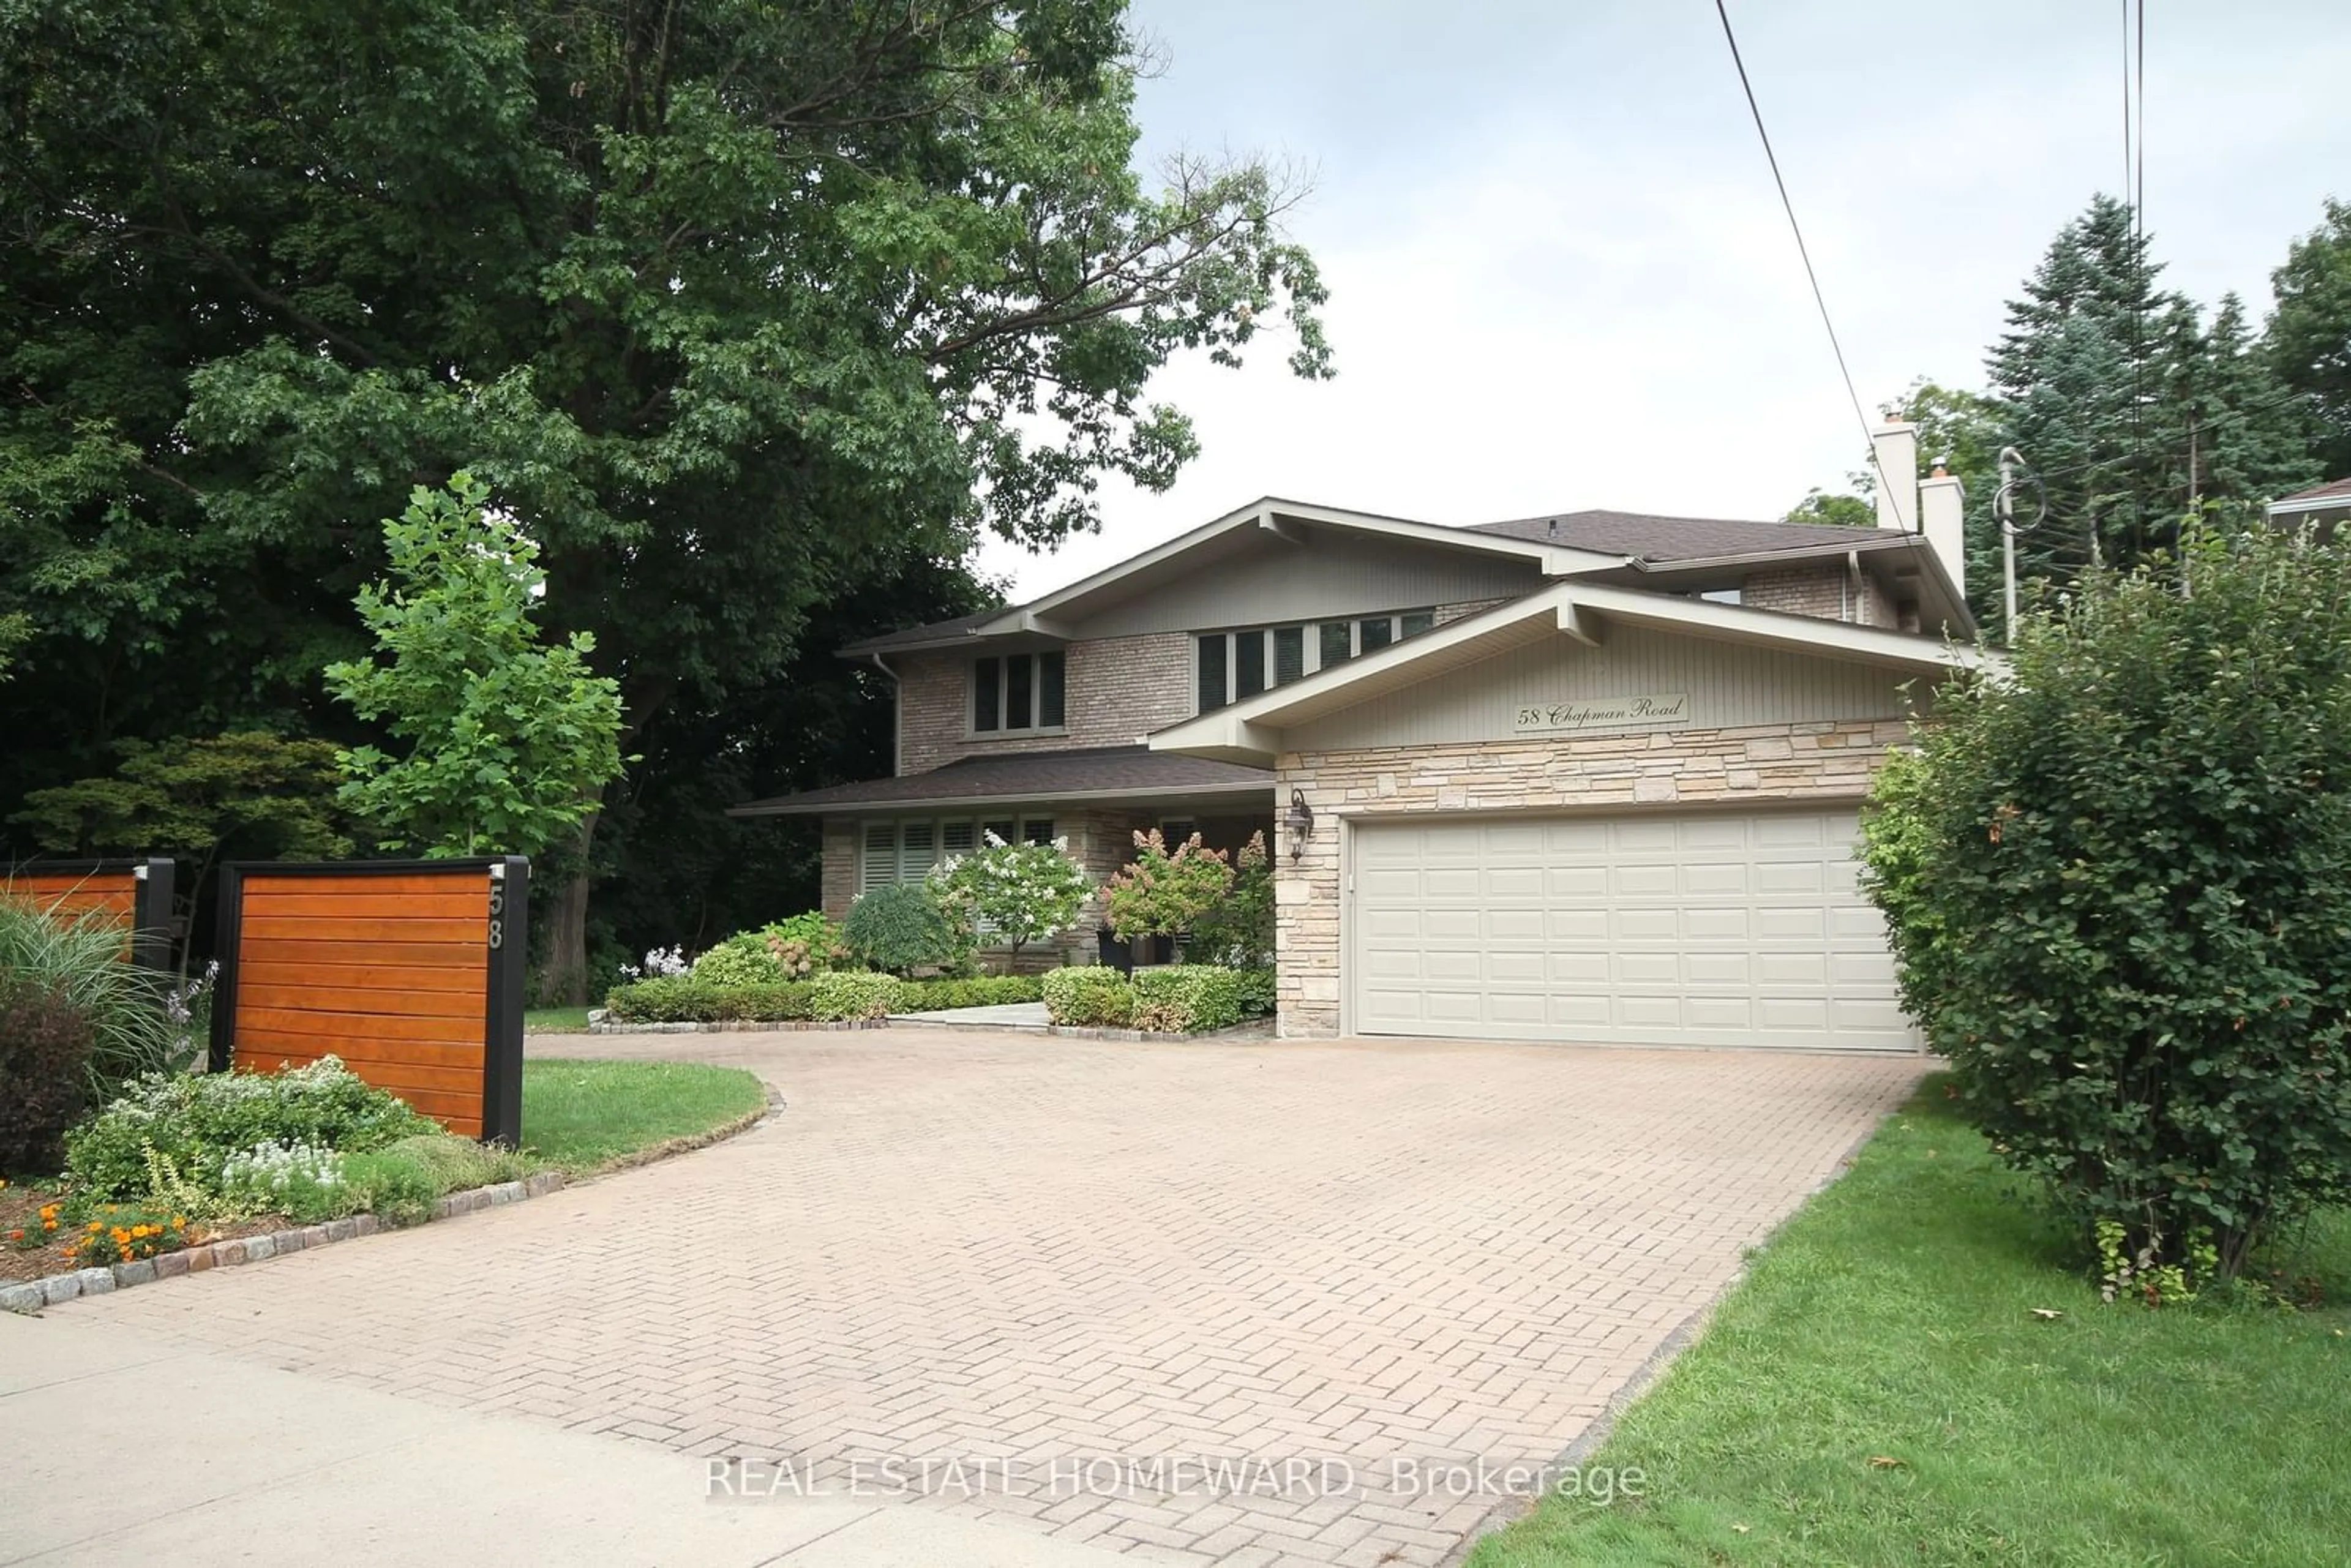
[[727, 745, 1274, 819]]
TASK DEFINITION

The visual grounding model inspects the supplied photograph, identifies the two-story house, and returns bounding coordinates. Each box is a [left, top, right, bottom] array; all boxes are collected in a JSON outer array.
[[733, 413, 1992, 1051]]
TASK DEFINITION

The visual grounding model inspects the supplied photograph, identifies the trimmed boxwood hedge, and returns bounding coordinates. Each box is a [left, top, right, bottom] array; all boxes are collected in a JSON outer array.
[[1041, 966, 1275, 1033], [602, 972, 1043, 1024]]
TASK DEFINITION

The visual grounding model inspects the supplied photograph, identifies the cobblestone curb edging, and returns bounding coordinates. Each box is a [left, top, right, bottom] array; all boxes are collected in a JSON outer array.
[[0, 1170, 568, 1317], [587, 1014, 1276, 1042]]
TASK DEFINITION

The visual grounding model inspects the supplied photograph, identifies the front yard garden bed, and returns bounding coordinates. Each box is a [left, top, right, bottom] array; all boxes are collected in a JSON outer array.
[[3, 1056, 768, 1314], [1469, 1081, 2351, 1567]]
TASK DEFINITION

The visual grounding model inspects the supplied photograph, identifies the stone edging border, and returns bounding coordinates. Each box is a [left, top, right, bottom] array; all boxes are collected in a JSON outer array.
[[0, 1092, 783, 1317], [0, 1172, 566, 1316], [587, 1016, 1277, 1042]]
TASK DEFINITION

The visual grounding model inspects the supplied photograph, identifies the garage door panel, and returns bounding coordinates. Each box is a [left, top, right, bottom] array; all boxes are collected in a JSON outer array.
[[1488, 950, 1547, 983], [1546, 866, 1609, 899], [1486, 866, 1547, 900], [1612, 863, 1679, 898], [1614, 952, 1682, 985], [1351, 807, 1916, 1051], [1425, 909, 1483, 942], [1489, 907, 1547, 941]]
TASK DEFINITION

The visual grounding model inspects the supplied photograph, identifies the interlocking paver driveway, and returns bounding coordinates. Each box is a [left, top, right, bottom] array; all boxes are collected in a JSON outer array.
[[51, 1031, 1921, 1566]]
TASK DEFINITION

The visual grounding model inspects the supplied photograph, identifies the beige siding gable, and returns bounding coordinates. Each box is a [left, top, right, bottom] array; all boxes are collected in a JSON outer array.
[[1064, 533, 1545, 639], [1286, 623, 1910, 754]]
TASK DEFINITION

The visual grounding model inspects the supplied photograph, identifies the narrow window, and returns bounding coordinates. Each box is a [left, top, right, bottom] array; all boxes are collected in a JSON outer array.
[[1359, 616, 1393, 652], [1197, 635, 1228, 711], [1235, 631, 1266, 700], [1037, 650, 1065, 727], [973, 658, 1001, 732], [1006, 652, 1033, 730], [900, 820, 937, 881], [983, 817, 1018, 846], [1022, 818, 1054, 845], [1273, 625, 1305, 685], [940, 820, 978, 857], [1400, 609, 1436, 638], [1318, 621, 1352, 669]]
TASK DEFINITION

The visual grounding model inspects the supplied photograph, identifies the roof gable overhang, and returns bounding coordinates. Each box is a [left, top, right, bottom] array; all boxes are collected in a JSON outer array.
[[836, 498, 1628, 656], [1146, 582, 1996, 767]]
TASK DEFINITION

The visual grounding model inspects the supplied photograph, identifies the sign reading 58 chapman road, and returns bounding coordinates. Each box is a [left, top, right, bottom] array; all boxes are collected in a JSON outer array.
[[1512, 692, 1690, 734]]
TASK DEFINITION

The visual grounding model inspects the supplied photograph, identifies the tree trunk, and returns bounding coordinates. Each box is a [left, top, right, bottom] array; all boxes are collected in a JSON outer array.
[[535, 810, 600, 1007]]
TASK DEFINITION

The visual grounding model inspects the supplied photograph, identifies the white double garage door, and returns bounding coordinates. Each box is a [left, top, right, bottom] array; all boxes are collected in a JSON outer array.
[[1349, 807, 1915, 1052]]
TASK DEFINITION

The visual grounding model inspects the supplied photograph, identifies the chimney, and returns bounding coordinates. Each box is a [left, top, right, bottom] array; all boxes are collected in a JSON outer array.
[[1870, 413, 1918, 534], [1919, 463, 1966, 599]]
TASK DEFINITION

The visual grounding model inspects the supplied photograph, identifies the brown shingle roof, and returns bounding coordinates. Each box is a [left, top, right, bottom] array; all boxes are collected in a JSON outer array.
[[838, 611, 1000, 656], [1469, 508, 1885, 561], [729, 746, 1272, 817], [2276, 478, 2351, 505]]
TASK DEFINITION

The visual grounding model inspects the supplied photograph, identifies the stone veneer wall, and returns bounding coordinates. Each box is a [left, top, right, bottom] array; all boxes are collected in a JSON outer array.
[[1271, 718, 1910, 1037]]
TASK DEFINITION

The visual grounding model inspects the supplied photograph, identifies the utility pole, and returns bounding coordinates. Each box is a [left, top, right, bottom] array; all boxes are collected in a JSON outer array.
[[1997, 446, 2023, 642]]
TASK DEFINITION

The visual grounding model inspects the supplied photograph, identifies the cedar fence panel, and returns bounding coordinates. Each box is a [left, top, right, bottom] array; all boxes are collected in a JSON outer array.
[[2, 858, 175, 970], [208, 858, 528, 1145]]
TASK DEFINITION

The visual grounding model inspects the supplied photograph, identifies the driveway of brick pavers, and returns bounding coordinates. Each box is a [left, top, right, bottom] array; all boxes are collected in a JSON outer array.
[[50, 1031, 1922, 1567]]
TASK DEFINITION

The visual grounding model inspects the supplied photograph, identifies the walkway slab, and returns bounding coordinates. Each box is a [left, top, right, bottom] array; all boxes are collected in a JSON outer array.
[[24, 1029, 1922, 1566], [888, 1000, 1051, 1029]]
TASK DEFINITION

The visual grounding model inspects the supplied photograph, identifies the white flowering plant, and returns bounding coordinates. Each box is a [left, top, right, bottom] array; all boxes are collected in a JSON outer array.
[[928, 833, 1091, 962], [617, 945, 690, 981], [217, 1138, 349, 1221]]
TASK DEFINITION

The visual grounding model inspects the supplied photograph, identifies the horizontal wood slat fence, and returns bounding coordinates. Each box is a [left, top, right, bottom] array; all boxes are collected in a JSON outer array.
[[2, 858, 175, 969], [209, 858, 528, 1144]]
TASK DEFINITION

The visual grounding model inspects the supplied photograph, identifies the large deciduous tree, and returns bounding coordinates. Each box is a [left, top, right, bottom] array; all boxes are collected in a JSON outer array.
[[0, 1, 1332, 999]]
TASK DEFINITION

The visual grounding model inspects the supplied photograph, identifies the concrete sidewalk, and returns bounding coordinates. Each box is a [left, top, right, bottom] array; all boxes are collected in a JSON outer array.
[[0, 1311, 1129, 1567]]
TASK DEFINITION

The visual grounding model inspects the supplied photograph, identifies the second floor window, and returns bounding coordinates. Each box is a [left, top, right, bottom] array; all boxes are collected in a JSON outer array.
[[1197, 609, 1436, 713], [973, 650, 1066, 733]]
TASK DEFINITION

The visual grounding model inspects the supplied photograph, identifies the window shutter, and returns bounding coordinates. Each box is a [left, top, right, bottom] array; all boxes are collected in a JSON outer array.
[[901, 820, 937, 882], [860, 823, 898, 896], [1022, 818, 1054, 845], [941, 820, 978, 857]]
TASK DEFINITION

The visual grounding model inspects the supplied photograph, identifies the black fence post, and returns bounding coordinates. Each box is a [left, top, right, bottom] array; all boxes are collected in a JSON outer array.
[[479, 855, 530, 1147]]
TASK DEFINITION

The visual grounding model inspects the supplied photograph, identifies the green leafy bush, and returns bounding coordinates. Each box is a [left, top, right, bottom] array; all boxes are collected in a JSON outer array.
[[1230, 966, 1277, 1019], [842, 882, 963, 976], [602, 977, 816, 1023], [896, 975, 1044, 1010], [1187, 831, 1275, 966], [1861, 526, 2351, 1285], [689, 940, 787, 988], [0, 896, 178, 1098], [340, 1133, 530, 1226], [600, 972, 1043, 1023], [809, 970, 901, 1021], [1042, 966, 1134, 1027], [1131, 966, 1247, 1033], [0, 977, 93, 1175], [64, 1057, 438, 1201]]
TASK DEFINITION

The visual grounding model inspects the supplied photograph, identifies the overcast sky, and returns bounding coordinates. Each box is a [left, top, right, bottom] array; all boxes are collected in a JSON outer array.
[[975, 0, 2349, 598]]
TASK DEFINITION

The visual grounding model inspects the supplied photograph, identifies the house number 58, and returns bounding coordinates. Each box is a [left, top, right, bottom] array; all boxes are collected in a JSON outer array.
[[488, 884, 505, 950]]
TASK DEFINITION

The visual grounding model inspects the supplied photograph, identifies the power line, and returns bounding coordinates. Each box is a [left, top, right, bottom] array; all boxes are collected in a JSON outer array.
[[1708, 0, 1903, 523]]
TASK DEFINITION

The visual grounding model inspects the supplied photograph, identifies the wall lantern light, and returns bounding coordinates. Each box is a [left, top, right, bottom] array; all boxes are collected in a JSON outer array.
[[1283, 788, 1316, 860]]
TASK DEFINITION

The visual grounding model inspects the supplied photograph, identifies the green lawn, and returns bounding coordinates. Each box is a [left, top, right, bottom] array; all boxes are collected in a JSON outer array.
[[524, 1005, 594, 1033], [519, 1058, 767, 1174], [1472, 1081, 2351, 1568]]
